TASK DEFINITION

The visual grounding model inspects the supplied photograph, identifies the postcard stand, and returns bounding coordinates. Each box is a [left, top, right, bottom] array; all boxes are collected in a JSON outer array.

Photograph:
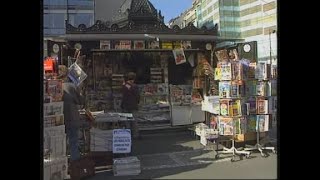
[[244, 117, 276, 157], [215, 120, 251, 162]]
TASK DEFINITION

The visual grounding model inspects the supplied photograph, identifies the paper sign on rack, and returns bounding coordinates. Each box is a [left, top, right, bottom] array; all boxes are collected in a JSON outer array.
[[113, 129, 131, 154]]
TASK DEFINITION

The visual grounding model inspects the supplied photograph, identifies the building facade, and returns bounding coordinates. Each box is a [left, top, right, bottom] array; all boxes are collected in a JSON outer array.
[[239, 0, 277, 63], [43, 0, 95, 57], [170, 0, 277, 63]]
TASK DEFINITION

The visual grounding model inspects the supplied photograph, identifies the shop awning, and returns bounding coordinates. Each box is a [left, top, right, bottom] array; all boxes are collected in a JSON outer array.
[[64, 33, 244, 42]]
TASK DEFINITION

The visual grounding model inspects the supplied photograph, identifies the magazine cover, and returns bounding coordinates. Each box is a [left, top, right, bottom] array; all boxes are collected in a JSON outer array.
[[211, 96, 220, 115], [247, 115, 256, 132], [172, 48, 187, 65], [256, 115, 269, 132], [234, 118, 241, 134], [218, 117, 233, 135], [134, 40, 145, 50], [220, 99, 230, 116], [215, 49, 229, 61], [210, 115, 218, 129], [47, 79, 63, 102], [68, 63, 88, 86], [238, 80, 246, 97], [100, 40, 111, 50], [256, 81, 266, 96], [256, 97, 268, 114], [192, 90, 203, 104], [229, 100, 241, 117], [247, 62, 256, 79], [247, 97, 257, 114], [241, 102, 250, 116], [231, 61, 242, 80], [246, 80, 257, 96], [240, 116, 247, 134], [214, 67, 221, 80], [228, 48, 239, 61], [255, 62, 268, 80], [120, 40, 131, 50], [161, 41, 173, 49], [230, 81, 240, 97], [148, 41, 160, 49], [182, 41, 192, 49], [219, 81, 231, 98], [221, 62, 232, 80]]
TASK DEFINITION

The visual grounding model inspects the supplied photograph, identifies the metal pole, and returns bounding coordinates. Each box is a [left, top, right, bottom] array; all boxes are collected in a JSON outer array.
[[269, 30, 272, 63], [67, 0, 69, 23]]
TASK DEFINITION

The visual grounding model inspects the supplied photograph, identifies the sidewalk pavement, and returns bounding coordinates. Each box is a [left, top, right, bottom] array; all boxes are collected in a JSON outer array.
[[87, 129, 278, 179]]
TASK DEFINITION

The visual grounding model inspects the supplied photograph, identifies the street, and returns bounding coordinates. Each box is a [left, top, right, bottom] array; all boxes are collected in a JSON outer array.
[[88, 130, 278, 179]]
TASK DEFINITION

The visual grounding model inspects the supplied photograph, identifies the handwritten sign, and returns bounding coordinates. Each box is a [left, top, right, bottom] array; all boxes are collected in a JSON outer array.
[[113, 129, 131, 153]]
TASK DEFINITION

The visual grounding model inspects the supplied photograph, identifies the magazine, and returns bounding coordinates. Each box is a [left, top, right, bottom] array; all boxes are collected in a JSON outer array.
[[100, 40, 110, 50], [247, 115, 256, 132], [148, 41, 160, 49], [220, 62, 232, 80], [47, 79, 63, 102], [219, 81, 231, 98], [220, 99, 230, 116], [218, 117, 233, 135], [172, 48, 187, 65], [134, 40, 145, 50], [256, 115, 269, 132]]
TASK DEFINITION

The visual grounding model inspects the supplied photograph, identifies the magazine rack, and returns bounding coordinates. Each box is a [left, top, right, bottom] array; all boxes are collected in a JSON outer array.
[[244, 117, 276, 157], [215, 121, 251, 162]]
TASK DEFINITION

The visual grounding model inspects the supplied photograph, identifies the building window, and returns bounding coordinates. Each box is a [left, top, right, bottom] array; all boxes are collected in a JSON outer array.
[[219, 0, 236, 7], [214, 1, 219, 9], [239, 0, 257, 6], [263, 1, 276, 12], [241, 28, 263, 38], [207, 5, 213, 13], [44, 13, 65, 29], [240, 5, 262, 16]]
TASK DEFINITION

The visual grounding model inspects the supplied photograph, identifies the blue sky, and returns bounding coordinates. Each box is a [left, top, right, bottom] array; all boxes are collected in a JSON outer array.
[[149, 0, 194, 24]]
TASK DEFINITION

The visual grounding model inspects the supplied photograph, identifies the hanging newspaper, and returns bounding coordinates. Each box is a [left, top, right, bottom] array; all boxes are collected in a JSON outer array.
[[68, 63, 87, 86], [172, 48, 187, 65]]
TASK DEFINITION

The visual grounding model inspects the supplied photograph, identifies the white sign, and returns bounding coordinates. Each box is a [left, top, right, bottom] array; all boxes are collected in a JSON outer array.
[[113, 129, 131, 153], [53, 44, 59, 53]]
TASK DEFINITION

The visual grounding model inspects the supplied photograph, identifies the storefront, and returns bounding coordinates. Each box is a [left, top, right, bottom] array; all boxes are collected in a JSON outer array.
[[59, 13, 244, 128]]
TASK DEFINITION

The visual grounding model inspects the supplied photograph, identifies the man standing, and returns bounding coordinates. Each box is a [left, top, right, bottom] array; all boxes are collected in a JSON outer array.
[[121, 72, 140, 139], [59, 65, 85, 161]]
